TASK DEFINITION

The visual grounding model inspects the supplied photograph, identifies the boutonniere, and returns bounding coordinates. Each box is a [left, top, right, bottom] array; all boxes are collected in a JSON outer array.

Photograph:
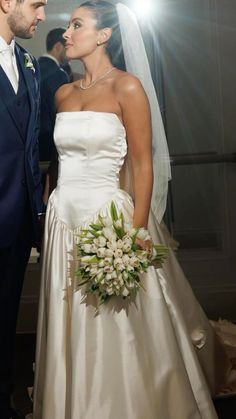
[[24, 53, 35, 73]]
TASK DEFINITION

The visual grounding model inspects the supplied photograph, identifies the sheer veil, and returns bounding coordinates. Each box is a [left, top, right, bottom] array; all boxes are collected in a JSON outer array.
[[116, 3, 171, 223]]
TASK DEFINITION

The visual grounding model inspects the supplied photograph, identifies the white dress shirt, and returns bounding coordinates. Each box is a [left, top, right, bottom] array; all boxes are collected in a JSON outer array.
[[0, 36, 19, 93]]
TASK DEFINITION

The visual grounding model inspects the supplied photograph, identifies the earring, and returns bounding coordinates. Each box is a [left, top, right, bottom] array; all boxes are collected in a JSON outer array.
[[97, 41, 101, 46]]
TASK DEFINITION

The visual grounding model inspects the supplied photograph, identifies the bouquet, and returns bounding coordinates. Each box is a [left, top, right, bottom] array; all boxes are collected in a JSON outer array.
[[75, 202, 167, 305]]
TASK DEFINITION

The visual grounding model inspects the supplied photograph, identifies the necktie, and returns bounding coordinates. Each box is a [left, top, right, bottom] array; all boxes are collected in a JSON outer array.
[[1, 47, 18, 93]]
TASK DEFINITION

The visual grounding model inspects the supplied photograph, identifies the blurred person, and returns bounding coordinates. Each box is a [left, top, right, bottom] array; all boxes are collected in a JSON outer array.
[[38, 27, 69, 162], [0, 0, 47, 418], [61, 59, 74, 82]]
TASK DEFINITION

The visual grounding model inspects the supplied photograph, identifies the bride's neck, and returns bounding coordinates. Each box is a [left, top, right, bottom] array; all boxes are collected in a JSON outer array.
[[82, 57, 113, 84]]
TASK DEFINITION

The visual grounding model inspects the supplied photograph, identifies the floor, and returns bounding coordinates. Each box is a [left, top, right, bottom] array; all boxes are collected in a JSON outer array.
[[14, 334, 236, 419]]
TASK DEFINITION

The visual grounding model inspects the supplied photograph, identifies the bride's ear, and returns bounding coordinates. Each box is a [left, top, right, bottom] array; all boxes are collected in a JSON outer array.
[[97, 27, 112, 46]]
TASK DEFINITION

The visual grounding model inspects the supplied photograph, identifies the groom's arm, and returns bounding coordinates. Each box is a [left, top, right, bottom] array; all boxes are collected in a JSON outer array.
[[31, 57, 46, 215]]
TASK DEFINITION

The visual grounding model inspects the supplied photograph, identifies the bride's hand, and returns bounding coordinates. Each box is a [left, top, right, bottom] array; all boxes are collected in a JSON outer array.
[[135, 237, 153, 253]]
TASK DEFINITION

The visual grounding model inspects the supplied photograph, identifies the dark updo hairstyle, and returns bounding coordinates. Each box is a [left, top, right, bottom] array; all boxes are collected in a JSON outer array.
[[78, 0, 126, 70]]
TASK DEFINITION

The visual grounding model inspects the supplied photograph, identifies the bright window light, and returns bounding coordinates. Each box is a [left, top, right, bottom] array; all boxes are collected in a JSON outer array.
[[131, 0, 155, 19]]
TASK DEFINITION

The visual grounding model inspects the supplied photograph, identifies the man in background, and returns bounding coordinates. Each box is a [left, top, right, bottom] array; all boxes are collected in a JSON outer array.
[[38, 27, 69, 162], [0, 1, 47, 418]]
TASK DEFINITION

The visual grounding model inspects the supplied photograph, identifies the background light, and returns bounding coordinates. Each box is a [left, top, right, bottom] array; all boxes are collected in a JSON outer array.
[[130, 0, 157, 19]]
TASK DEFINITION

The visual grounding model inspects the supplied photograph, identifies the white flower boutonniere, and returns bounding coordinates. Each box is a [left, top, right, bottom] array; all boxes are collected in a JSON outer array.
[[24, 53, 35, 73]]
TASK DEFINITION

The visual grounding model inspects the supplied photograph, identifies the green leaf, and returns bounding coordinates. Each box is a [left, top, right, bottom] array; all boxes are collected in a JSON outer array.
[[89, 223, 103, 231], [120, 212, 125, 236], [81, 255, 99, 264], [113, 225, 123, 239], [88, 229, 100, 237], [110, 201, 118, 222], [77, 278, 89, 287]]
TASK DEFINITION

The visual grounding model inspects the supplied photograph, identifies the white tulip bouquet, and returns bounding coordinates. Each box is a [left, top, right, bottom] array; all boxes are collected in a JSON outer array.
[[75, 202, 167, 305]]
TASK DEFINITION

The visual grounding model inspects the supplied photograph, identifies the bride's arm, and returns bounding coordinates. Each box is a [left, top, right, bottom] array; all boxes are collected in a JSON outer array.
[[117, 74, 153, 230]]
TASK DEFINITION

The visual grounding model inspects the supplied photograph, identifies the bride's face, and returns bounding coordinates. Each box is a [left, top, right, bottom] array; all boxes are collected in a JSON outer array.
[[63, 7, 100, 60]]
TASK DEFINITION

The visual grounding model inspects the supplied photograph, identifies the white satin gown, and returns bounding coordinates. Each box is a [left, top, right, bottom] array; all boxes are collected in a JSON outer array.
[[34, 111, 225, 419]]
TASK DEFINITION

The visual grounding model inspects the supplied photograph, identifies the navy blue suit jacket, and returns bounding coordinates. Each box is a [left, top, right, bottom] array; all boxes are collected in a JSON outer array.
[[0, 43, 45, 247]]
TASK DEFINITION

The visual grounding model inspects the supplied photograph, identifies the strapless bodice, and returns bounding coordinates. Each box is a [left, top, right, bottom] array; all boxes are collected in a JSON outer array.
[[52, 111, 129, 228]]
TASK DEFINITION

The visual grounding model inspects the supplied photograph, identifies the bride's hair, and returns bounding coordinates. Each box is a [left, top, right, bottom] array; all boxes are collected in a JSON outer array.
[[78, 0, 126, 70]]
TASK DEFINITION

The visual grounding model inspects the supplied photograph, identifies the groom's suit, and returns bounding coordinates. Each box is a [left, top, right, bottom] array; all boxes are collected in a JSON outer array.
[[0, 42, 45, 417]]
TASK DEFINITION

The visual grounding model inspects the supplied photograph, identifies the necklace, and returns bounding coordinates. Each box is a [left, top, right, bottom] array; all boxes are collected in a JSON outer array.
[[79, 67, 115, 90]]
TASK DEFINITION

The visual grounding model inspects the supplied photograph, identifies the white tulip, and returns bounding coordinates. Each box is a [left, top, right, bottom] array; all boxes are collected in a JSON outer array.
[[86, 232, 94, 238], [97, 248, 106, 258], [137, 252, 147, 262], [107, 240, 117, 251], [128, 228, 137, 238], [103, 227, 116, 240], [124, 222, 132, 233], [114, 219, 122, 228], [90, 267, 98, 276], [97, 236, 107, 247], [114, 257, 123, 266], [122, 271, 129, 280], [105, 248, 114, 257], [114, 249, 123, 258], [136, 228, 151, 241], [102, 216, 113, 227], [90, 244, 98, 253], [130, 256, 139, 267], [123, 236, 133, 245], [117, 239, 123, 249], [122, 287, 130, 297], [104, 265, 114, 273], [122, 254, 130, 266], [116, 264, 125, 272], [96, 272, 103, 281], [98, 260, 105, 268], [118, 278, 124, 286], [123, 243, 131, 253], [107, 287, 114, 295], [104, 257, 113, 266], [83, 244, 92, 253]]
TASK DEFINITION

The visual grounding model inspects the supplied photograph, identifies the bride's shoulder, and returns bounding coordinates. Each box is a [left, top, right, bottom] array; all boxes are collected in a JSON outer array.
[[55, 82, 76, 110], [113, 70, 144, 96]]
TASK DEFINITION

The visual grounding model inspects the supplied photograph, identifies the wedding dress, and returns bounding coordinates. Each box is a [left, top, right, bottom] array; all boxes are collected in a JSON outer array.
[[33, 110, 230, 419]]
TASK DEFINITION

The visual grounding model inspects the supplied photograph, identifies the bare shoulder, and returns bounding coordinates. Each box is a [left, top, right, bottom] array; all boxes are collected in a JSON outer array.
[[113, 70, 149, 112], [55, 83, 75, 110], [113, 70, 144, 96]]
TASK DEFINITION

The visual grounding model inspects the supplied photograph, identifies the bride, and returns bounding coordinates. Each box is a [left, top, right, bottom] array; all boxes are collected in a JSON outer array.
[[33, 1, 235, 418]]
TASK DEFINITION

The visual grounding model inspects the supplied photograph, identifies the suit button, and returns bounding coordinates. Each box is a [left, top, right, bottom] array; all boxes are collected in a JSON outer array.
[[17, 99, 21, 106], [21, 179, 26, 186]]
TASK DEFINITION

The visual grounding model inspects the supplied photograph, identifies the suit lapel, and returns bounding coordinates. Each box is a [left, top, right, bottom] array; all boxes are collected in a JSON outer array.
[[15, 45, 39, 148]]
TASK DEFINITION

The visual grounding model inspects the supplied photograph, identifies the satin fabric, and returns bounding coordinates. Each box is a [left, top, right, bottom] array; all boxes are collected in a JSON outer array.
[[34, 111, 221, 419]]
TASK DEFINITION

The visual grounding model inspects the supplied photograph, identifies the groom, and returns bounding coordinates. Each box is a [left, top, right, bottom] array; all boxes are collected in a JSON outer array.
[[0, 0, 47, 418]]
